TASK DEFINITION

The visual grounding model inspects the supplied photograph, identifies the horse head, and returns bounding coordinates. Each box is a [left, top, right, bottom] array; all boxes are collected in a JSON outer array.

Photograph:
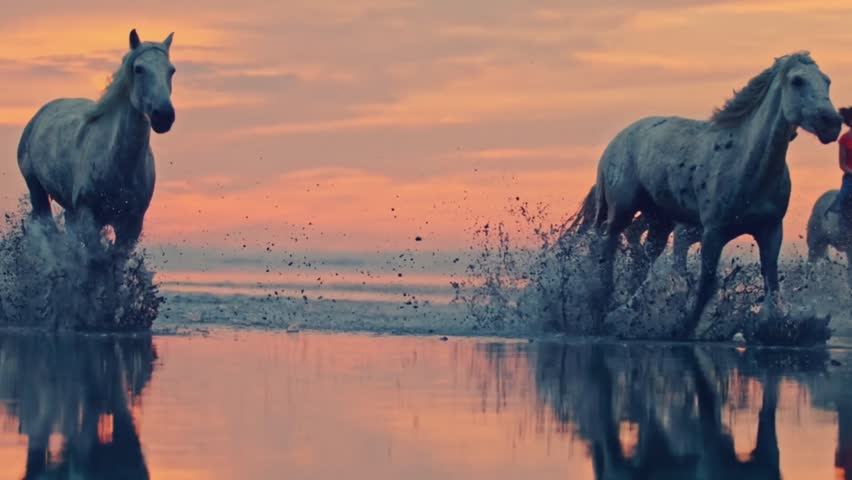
[[127, 28, 176, 134], [780, 54, 841, 144]]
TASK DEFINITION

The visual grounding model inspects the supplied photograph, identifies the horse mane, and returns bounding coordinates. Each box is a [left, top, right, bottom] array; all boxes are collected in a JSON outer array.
[[710, 51, 814, 127], [84, 43, 168, 122]]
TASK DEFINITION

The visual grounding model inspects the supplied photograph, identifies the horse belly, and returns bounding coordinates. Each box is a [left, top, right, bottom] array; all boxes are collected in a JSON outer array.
[[630, 119, 706, 222], [635, 157, 700, 223], [90, 185, 149, 223]]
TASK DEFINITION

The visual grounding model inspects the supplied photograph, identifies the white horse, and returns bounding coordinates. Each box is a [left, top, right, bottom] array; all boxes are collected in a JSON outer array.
[[807, 190, 852, 286], [570, 52, 841, 338], [17, 29, 176, 253]]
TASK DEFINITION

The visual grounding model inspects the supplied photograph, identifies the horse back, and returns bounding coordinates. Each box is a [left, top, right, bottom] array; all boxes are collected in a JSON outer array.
[[19, 98, 95, 198], [19, 98, 94, 164], [598, 116, 711, 222]]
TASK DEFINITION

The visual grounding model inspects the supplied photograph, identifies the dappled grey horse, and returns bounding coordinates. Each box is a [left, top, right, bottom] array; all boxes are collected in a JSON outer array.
[[17, 29, 176, 254], [570, 52, 841, 338], [807, 190, 852, 286]]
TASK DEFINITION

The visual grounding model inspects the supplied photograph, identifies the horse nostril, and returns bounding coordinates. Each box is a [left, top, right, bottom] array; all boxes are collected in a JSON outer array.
[[151, 106, 175, 124], [822, 112, 841, 126]]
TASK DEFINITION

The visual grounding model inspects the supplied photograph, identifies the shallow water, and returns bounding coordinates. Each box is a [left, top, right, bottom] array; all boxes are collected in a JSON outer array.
[[0, 330, 851, 479]]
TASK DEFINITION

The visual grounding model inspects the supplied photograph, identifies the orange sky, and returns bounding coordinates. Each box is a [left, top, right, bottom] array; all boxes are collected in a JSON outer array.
[[1, 0, 851, 253]]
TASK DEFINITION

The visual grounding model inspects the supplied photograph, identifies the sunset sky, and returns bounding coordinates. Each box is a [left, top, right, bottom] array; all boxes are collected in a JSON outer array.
[[1, 0, 851, 253]]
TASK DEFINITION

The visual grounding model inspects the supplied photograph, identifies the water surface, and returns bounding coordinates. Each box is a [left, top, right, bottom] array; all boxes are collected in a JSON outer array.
[[0, 330, 850, 479]]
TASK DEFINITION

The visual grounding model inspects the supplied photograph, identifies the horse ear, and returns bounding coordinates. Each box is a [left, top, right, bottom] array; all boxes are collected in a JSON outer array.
[[163, 32, 174, 50], [129, 29, 141, 50]]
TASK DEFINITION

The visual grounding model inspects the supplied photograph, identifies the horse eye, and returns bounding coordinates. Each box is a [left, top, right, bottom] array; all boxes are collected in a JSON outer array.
[[791, 76, 805, 88], [134, 65, 145, 75]]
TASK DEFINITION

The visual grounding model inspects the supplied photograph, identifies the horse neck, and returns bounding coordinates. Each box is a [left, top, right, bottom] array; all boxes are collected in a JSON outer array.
[[95, 96, 150, 170], [736, 79, 791, 181]]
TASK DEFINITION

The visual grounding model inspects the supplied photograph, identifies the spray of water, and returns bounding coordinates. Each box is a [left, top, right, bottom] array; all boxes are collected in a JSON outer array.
[[458, 200, 840, 344], [0, 197, 163, 331]]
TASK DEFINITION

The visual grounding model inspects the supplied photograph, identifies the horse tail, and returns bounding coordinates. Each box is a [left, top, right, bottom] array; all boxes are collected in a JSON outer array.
[[565, 184, 602, 236], [16, 115, 37, 167]]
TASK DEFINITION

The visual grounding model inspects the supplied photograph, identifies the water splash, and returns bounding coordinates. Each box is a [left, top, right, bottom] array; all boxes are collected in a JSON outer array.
[[458, 200, 844, 342], [0, 198, 163, 331]]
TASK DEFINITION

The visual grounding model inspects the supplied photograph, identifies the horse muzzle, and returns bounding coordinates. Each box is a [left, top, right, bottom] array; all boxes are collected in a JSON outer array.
[[150, 105, 175, 134], [814, 109, 842, 144]]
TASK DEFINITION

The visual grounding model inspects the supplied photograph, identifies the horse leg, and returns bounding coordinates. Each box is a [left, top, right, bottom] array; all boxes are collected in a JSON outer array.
[[23, 177, 51, 218], [596, 209, 634, 322], [754, 221, 789, 322], [22, 177, 55, 236], [672, 225, 690, 274], [24, 434, 50, 479], [673, 225, 701, 275], [588, 350, 630, 478], [680, 228, 725, 338], [66, 208, 102, 249], [752, 374, 780, 470], [846, 252, 852, 291], [626, 213, 672, 294], [114, 216, 144, 257], [621, 214, 649, 293], [807, 236, 827, 264], [806, 213, 828, 264], [642, 216, 673, 275], [63, 208, 81, 236]]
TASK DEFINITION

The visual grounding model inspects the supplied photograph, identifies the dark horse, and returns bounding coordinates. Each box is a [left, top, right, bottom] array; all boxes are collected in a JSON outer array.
[[570, 52, 841, 338]]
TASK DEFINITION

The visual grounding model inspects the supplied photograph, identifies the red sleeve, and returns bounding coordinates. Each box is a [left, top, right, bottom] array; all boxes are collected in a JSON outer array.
[[842, 131, 852, 149]]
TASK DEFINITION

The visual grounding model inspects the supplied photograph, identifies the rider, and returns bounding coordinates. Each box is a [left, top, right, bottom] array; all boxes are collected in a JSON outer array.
[[828, 107, 852, 219]]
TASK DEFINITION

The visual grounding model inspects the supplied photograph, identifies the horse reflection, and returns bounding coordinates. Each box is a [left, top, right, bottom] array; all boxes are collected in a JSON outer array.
[[833, 399, 852, 480], [0, 333, 157, 480], [533, 344, 829, 480], [808, 353, 852, 480]]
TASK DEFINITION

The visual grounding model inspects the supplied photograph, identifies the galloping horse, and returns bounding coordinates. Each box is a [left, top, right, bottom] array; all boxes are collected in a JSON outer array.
[[570, 52, 841, 338], [807, 191, 852, 286], [17, 29, 176, 253], [575, 128, 801, 275]]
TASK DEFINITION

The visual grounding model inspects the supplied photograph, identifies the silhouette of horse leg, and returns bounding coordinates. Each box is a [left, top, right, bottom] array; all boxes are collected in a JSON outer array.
[[621, 213, 650, 292], [751, 374, 780, 473], [755, 222, 788, 322], [673, 225, 701, 275], [806, 225, 828, 264], [633, 411, 699, 478], [680, 228, 726, 338], [114, 215, 143, 256], [65, 208, 115, 278], [638, 213, 673, 284], [22, 433, 49, 480], [21, 176, 57, 236], [588, 350, 632, 479], [834, 401, 852, 479], [65, 207, 102, 248], [597, 209, 636, 326], [23, 176, 51, 219]]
